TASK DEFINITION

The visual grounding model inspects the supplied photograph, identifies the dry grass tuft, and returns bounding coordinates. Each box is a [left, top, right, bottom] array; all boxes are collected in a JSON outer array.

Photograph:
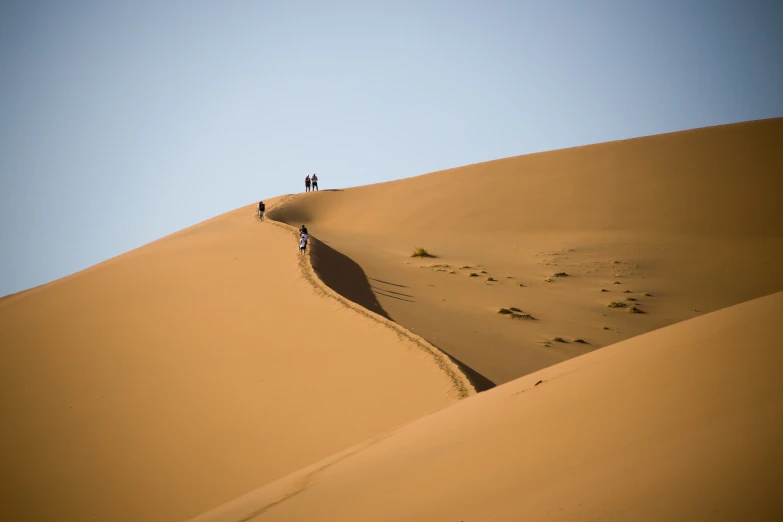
[[607, 301, 627, 308], [411, 247, 435, 258]]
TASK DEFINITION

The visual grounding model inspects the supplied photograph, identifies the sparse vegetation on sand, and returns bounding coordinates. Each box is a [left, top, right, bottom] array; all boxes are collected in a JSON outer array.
[[643, 292, 652, 297], [624, 289, 633, 293], [602, 326, 612, 330], [573, 338, 589, 344], [460, 265, 471, 269], [469, 272, 479, 277], [498, 307, 534, 320], [487, 276, 496, 282], [553, 337, 568, 343], [544, 277, 554, 282], [553, 272, 569, 277], [628, 305, 646, 314], [411, 247, 434, 258], [607, 301, 627, 308], [626, 297, 637, 301], [613, 281, 622, 285], [600, 288, 608, 292], [518, 283, 526, 287]]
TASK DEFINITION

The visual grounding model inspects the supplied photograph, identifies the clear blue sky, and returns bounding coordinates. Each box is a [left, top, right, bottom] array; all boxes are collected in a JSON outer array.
[[1, 1, 782, 297]]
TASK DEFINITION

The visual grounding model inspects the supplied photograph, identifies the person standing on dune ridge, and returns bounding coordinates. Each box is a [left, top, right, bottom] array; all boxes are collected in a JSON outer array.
[[305, 175, 311, 192], [257, 201, 265, 220], [311, 173, 318, 191]]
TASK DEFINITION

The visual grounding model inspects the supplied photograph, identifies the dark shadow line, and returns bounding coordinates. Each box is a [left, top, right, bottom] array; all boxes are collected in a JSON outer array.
[[370, 286, 414, 298], [428, 342, 497, 393], [373, 291, 415, 303], [369, 277, 408, 288]]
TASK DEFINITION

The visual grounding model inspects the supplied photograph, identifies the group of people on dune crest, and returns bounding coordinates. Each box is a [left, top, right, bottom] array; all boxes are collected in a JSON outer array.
[[255, 175, 317, 253], [305, 173, 318, 192]]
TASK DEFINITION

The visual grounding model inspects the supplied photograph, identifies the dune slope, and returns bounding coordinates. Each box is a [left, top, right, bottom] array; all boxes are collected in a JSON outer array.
[[0, 199, 472, 522], [271, 118, 783, 384], [188, 290, 783, 522]]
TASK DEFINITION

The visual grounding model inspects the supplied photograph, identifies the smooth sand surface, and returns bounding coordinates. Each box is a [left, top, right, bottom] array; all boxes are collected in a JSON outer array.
[[188, 291, 783, 522], [271, 118, 783, 385], [0, 198, 471, 522]]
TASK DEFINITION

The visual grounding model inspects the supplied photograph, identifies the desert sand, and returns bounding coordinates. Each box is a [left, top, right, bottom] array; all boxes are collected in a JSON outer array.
[[2, 118, 781, 522], [0, 197, 471, 522], [188, 290, 783, 522]]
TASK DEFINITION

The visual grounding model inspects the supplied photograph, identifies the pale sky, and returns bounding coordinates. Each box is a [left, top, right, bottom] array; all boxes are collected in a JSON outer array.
[[1, 1, 782, 297]]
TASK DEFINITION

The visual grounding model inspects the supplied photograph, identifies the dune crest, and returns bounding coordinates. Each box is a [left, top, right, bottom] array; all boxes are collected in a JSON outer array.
[[188, 290, 783, 522]]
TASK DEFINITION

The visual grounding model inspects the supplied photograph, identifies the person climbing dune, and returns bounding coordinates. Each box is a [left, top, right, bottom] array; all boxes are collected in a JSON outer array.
[[257, 201, 265, 220], [299, 232, 309, 254], [299, 224, 308, 236]]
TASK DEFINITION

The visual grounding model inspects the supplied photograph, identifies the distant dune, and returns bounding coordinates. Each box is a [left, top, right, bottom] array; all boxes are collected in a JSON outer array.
[[271, 118, 783, 384], [1, 118, 781, 522]]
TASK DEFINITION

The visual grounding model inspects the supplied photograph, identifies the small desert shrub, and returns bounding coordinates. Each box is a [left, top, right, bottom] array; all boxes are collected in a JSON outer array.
[[460, 265, 471, 269], [573, 339, 589, 344], [602, 326, 611, 330], [511, 312, 534, 320], [411, 247, 434, 258], [613, 281, 622, 285], [480, 270, 488, 274], [553, 337, 568, 343], [643, 292, 652, 297], [553, 272, 569, 277], [518, 283, 526, 287], [544, 277, 554, 282], [498, 308, 513, 315], [626, 297, 637, 301], [469, 272, 479, 277], [487, 276, 496, 282], [623, 289, 632, 293], [607, 301, 627, 308], [627, 305, 646, 314], [600, 288, 608, 292]]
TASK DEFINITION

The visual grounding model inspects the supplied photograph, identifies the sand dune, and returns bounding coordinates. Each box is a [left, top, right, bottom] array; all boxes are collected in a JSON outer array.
[[188, 290, 783, 522], [0, 197, 471, 522], [270, 118, 783, 385], [3, 118, 780, 522]]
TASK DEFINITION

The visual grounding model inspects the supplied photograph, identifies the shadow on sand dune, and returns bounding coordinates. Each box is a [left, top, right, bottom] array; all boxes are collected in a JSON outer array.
[[308, 237, 496, 392], [309, 238, 392, 320]]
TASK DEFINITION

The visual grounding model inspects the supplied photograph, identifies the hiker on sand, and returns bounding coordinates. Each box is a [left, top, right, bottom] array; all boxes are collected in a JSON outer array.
[[299, 224, 308, 236], [305, 175, 311, 192], [311, 173, 318, 191], [257, 201, 265, 220], [299, 232, 309, 254]]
